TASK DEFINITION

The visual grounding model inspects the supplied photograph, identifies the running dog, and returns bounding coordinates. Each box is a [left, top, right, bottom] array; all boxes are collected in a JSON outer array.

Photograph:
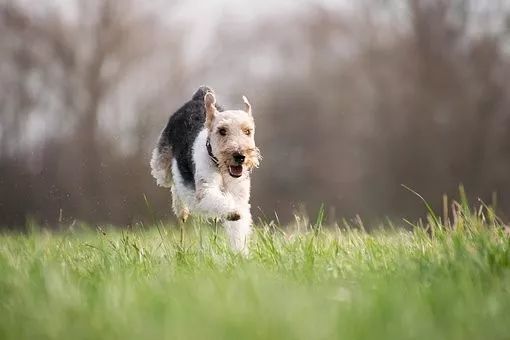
[[150, 86, 261, 253]]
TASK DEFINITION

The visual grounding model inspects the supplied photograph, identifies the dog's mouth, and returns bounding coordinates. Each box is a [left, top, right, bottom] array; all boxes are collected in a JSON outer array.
[[228, 165, 243, 178]]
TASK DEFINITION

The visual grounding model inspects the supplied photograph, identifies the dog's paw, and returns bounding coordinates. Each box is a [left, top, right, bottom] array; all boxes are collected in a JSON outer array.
[[226, 212, 241, 221]]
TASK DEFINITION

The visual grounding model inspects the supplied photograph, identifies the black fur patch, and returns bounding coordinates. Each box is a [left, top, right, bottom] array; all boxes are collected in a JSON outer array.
[[158, 86, 223, 189]]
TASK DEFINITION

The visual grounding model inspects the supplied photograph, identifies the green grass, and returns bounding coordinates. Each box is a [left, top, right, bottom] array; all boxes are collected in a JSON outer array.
[[1, 201, 510, 339]]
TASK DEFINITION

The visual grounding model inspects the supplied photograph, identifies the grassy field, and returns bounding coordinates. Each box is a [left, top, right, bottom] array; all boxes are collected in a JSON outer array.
[[1, 199, 510, 339]]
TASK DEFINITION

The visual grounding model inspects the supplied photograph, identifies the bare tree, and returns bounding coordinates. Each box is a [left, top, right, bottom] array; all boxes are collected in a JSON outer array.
[[1, 0, 509, 227]]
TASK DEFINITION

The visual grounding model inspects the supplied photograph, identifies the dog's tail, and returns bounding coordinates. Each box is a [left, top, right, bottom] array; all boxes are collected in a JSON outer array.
[[191, 85, 215, 101], [192, 85, 224, 112], [151, 86, 216, 188]]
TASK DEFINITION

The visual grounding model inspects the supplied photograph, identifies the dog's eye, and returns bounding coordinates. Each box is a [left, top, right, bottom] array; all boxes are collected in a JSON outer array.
[[218, 128, 227, 136], [243, 129, 251, 136]]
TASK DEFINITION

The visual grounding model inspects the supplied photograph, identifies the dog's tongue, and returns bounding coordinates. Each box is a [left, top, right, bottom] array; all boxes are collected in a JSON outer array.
[[229, 165, 243, 177]]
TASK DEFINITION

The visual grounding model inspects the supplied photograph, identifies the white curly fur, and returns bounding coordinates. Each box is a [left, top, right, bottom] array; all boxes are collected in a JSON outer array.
[[150, 91, 259, 254], [150, 144, 172, 188], [171, 129, 252, 254]]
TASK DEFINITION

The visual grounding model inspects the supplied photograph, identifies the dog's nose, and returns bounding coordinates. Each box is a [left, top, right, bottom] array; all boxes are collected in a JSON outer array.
[[233, 152, 245, 164]]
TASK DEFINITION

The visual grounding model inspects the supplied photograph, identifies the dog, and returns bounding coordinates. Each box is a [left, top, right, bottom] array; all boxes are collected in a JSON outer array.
[[150, 86, 261, 253]]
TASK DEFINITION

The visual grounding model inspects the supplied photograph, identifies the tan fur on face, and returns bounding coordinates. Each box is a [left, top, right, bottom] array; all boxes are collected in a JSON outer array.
[[209, 109, 261, 175]]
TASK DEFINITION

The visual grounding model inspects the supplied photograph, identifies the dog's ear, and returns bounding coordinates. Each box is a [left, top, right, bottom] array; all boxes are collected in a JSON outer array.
[[204, 92, 217, 128], [242, 96, 252, 115]]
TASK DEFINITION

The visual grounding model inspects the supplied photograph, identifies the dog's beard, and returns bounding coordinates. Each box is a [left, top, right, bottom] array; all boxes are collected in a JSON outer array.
[[217, 147, 261, 178]]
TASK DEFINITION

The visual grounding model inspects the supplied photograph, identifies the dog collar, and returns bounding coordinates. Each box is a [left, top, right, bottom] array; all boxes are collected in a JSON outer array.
[[206, 138, 219, 167]]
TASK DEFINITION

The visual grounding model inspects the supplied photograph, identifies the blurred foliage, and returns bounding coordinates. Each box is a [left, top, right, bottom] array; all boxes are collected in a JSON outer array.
[[1, 195, 510, 339], [1, 0, 510, 227]]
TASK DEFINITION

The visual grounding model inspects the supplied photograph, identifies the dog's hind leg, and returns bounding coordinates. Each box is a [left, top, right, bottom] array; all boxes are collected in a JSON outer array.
[[171, 185, 189, 247], [171, 185, 189, 223], [150, 132, 173, 188]]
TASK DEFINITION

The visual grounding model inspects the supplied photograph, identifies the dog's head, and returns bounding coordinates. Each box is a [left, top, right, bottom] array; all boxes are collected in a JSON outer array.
[[204, 91, 261, 178]]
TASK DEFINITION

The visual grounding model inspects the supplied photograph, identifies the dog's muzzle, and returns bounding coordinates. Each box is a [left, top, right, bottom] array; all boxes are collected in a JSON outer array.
[[233, 152, 245, 164], [229, 152, 245, 178]]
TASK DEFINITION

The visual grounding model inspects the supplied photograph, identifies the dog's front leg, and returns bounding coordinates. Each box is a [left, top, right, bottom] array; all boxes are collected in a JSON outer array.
[[194, 185, 240, 221], [224, 209, 252, 254]]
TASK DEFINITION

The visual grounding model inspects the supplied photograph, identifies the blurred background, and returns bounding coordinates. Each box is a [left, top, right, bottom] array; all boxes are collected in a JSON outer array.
[[1, 0, 510, 229]]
